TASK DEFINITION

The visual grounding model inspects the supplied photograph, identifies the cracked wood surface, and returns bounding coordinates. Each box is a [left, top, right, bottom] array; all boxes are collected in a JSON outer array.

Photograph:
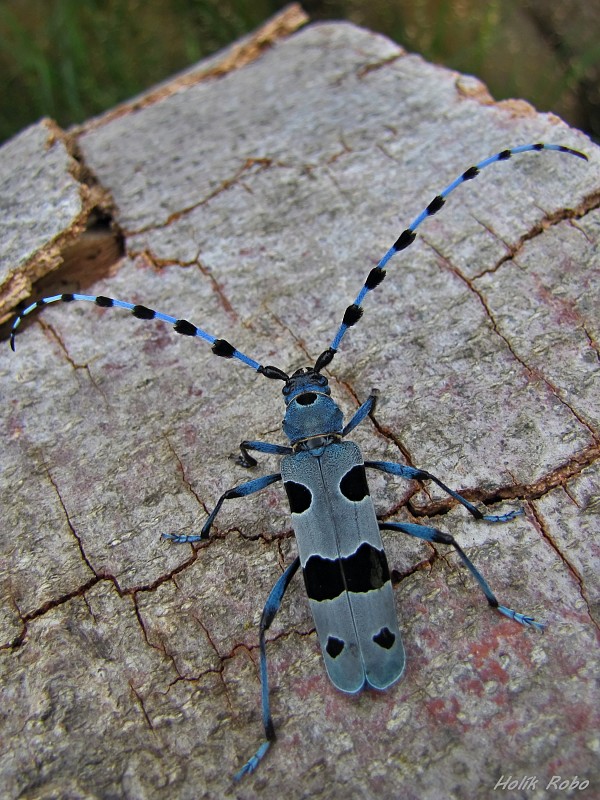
[[2, 17, 600, 800], [0, 119, 113, 325]]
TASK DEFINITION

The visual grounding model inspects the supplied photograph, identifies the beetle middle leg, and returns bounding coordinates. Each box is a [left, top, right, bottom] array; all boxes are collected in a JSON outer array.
[[366, 460, 521, 523], [162, 472, 282, 542]]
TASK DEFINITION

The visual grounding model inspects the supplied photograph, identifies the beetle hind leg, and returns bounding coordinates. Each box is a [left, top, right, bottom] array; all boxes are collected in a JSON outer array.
[[234, 556, 301, 781], [379, 520, 544, 632]]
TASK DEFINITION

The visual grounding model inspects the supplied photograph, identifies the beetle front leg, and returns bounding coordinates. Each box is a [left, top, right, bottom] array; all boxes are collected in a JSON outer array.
[[342, 390, 379, 438], [237, 440, 293, 468]]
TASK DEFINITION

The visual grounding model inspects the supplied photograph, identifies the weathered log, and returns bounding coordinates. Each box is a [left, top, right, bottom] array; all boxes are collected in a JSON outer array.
[[1, 10, 598, 798]]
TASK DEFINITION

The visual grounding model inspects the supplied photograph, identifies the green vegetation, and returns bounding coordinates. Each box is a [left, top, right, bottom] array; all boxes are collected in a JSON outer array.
[[0, 0, 273, 140], [0, 0, 597, 143]]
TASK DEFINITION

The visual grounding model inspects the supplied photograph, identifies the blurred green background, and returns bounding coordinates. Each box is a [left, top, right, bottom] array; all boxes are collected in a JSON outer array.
[[1, 0, 598, 144]]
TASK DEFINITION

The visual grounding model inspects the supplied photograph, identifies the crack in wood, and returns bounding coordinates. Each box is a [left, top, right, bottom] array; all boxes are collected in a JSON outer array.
[[356, 54, 406, 79], [528, 498, 600, 632], [472, 191, 600, 279], [422, 238, 599, 442], [45, 467, 98, 578], [126, 157, 274, 236], [129, 681, 156, 731], [163, 434, 210, 519]]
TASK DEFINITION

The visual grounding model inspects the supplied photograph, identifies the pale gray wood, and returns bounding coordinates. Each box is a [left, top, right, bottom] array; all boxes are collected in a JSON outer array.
[[0, 120, 90, 323], [1, 19, 599, 800]]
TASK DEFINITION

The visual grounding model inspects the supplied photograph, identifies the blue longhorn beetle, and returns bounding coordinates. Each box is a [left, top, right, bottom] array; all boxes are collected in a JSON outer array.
[[11, 143, 587, 779]]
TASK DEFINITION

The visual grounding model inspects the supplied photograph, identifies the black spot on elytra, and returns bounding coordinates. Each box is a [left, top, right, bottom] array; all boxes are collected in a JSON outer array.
[[326, 637, 345, 659], [373, 627, 395, 650], [303, 542, 390, 602], [339, 464, 369, 502], [284, 481, 312, 514]]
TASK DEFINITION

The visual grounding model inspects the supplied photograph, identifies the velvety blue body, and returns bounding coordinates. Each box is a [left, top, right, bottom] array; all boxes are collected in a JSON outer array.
[[280, 370, 405, 691], [281, 438, 405, 692]]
